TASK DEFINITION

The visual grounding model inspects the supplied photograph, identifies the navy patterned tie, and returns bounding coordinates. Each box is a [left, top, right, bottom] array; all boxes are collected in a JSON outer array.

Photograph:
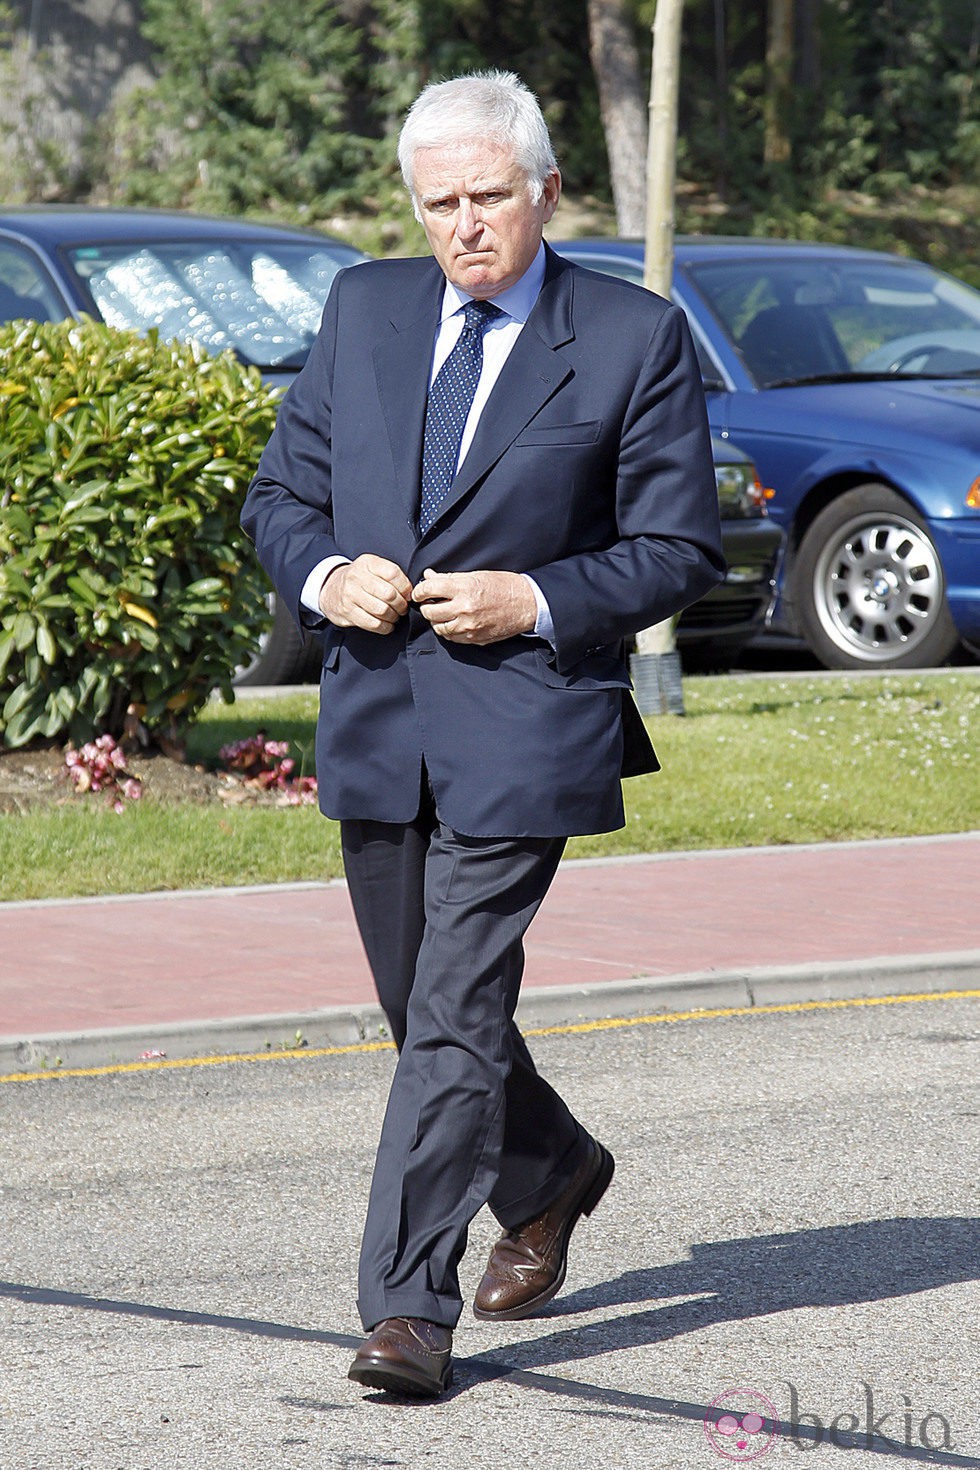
[[419, 299, 503, 534]]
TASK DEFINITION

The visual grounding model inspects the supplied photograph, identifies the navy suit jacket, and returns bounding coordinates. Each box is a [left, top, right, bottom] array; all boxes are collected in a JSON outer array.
[[241, 245, 725, 836]]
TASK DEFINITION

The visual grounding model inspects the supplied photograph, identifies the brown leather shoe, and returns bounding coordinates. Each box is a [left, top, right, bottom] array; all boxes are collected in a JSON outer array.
[[473, 1137, 614, 1320], [347, 1317, 453, 1397]]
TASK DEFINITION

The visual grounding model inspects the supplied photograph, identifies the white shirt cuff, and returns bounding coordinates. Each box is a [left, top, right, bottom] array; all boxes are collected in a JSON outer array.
[[300, 556, 350, 617], [523, 575, 554, 645]]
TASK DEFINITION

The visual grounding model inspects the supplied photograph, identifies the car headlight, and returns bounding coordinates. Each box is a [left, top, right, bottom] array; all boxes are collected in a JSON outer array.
[[714, 461, 768, 518]]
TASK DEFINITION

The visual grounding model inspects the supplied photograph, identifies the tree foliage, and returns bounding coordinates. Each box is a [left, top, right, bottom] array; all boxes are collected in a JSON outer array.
[[102, 0, 378, 215], [657, 0, 980, 202], [7, 0, 977, 258], [95, 0, 608, 226]]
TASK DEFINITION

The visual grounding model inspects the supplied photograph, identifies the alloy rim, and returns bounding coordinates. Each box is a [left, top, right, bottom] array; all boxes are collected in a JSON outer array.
[[811, 512, 943, 662]]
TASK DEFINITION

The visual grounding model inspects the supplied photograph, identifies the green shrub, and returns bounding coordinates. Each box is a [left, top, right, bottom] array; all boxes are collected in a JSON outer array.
[[0, 317, 280, 749]]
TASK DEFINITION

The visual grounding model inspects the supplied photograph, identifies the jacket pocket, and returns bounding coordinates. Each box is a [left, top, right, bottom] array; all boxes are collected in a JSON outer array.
[[318, 628, 345, 674], [534, 646, 630, 691], [513, 420, 602, 447]]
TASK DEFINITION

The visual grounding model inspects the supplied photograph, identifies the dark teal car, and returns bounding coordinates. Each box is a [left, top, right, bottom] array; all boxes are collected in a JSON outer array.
[[552, 236, 980, 670], [0, 206, 366, 683]]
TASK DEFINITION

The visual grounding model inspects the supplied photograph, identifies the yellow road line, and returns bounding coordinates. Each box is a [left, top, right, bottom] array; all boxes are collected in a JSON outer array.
[[0, 1038, 396, 1085], [524, 987, 980, 1037], [2, 988, 977, 1086]]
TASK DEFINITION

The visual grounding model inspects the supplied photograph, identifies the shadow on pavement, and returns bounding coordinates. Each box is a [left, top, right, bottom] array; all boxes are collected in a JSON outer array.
[[464, 1216, 980, 1460], [3, 1217, 978, 1460], [536, 1215, 980, 1326]]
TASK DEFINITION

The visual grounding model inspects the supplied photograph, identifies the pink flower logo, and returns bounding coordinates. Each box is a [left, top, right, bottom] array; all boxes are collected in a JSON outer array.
[[703, 1387, 780, 1460]]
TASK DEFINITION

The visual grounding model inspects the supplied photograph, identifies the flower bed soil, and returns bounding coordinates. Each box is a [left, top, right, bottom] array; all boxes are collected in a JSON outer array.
[[0, 746, 229, 814]]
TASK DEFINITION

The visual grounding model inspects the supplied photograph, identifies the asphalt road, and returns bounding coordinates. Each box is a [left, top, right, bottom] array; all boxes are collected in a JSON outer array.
[[2, 992, 978, 1470]]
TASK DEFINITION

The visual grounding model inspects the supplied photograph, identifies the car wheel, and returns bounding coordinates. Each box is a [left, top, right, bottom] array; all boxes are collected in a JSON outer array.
[[234, 592, 321, 687], [794, 484, 959, 669]]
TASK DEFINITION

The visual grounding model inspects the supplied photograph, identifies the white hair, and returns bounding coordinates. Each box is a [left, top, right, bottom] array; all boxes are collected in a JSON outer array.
[[398, 70, 558, 216]]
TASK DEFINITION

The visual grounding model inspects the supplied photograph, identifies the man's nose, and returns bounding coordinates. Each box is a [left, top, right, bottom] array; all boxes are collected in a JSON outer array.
[[456, 199, 482, 239]]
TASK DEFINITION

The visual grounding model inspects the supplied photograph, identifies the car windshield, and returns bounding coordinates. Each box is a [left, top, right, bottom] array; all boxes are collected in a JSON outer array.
[[65, 238, 362, 368], [686, 256, 980, 386]]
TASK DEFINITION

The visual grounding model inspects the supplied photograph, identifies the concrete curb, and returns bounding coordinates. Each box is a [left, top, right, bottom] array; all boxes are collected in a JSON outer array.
[[3, 950, 977, 1074]]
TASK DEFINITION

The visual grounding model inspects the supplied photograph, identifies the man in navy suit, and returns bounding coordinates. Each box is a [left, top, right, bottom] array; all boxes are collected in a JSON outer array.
[[242, 70, 724, 1397]]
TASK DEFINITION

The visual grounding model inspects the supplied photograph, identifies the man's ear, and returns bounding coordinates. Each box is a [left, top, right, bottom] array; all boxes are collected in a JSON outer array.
[[541, 169, 562, 224]]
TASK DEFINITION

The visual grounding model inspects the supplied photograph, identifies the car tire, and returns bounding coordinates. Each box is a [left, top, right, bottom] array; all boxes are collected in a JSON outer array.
[[794, 484, 959, 670], [234, 592, 322, 687]]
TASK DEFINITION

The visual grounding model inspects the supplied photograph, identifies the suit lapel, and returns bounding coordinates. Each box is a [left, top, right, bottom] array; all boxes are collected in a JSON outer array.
[[427, 250, 576, 528], [372, 262, 443, 530], [373, 248, 577, 538]]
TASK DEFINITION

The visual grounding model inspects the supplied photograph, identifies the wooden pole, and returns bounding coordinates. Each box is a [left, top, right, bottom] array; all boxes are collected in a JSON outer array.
[[631, 0, 687, 676], [644, 0, 685, 300], [635, 0, 686, 691]]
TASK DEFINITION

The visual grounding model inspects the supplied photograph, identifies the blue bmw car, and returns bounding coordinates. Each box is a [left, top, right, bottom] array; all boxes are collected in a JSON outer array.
[[552, 236, 980, 670]]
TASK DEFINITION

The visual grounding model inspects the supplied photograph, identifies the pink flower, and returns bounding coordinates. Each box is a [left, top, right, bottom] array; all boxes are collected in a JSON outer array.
[[63, 733, 141, 806]]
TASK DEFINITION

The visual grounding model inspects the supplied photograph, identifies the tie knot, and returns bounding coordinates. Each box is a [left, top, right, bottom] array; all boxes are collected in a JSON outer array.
[[461, 299, 503, 334]]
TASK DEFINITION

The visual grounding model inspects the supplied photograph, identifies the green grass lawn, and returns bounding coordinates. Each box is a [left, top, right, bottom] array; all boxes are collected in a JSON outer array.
[[2, 672, 977, 901]]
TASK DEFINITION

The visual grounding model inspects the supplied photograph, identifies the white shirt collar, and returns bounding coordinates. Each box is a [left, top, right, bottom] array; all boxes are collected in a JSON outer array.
[[439, 242, 547, 326]]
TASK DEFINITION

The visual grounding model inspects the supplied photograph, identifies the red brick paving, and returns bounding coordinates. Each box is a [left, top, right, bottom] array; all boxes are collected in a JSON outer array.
[[2, 835, 977, 1041]]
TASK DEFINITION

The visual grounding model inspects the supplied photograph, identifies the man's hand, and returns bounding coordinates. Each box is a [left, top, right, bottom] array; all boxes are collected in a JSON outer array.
[[413, 568, 537, 645], [319, 555, 413, 634]]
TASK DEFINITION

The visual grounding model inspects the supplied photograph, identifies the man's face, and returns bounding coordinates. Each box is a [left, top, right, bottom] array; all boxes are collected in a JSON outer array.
[[412, 139, 561, 299]]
